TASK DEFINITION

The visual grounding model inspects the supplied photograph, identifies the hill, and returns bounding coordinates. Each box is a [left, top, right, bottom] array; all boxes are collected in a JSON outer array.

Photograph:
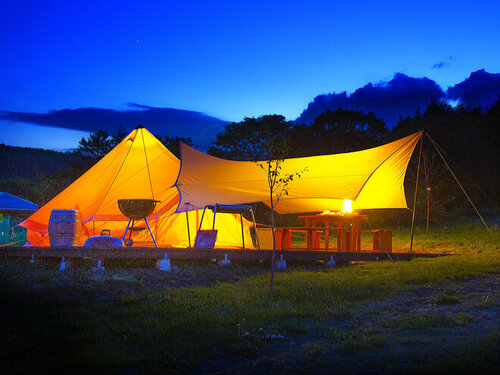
[[0, 144, 84, 179]]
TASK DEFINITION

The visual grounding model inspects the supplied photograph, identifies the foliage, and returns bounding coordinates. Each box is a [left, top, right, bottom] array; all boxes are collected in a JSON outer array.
[[208, 115, 293, 160], [393, 99, 499, 216], [0, 143, 85, 179], [155, 134, 194, 158], [289, 108, 389, 156], [75, 129, 120, 161]]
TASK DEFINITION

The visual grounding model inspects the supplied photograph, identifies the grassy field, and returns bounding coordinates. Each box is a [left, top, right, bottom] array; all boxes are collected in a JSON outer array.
[[0, 224, 498, 374]]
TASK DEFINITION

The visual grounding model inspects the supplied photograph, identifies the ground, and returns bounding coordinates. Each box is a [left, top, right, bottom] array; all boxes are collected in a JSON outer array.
[[0, 224, 498, 374]]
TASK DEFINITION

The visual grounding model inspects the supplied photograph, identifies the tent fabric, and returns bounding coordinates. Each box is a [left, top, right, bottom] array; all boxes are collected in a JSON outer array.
[[20, 127, 254, 248], [0, 192, 39, 211], [175, 132, 422, 214]]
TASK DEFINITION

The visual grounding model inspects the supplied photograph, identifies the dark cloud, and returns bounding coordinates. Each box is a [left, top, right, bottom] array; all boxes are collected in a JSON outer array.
[[0, 104, 229, 150], [432, 56, 454, 70], [296, 73, 445, 126], [432, 61, 450, 69], [447, 69, 500, 106]]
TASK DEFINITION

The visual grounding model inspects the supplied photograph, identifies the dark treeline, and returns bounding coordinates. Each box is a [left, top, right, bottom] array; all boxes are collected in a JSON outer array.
[[1, 99, 498, 226]]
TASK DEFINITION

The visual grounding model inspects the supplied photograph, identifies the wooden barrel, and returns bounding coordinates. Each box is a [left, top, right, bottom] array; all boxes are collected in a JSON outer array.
[[48, 210, 81, 247]]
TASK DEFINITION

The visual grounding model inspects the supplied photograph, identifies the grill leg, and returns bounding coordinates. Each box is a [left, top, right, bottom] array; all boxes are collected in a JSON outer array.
[[122, 219, 132, 241], [144, 218, 158, 248]]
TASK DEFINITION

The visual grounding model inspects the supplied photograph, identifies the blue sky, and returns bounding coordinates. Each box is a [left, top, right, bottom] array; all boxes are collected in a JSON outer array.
[[0, 0, 499, 149]]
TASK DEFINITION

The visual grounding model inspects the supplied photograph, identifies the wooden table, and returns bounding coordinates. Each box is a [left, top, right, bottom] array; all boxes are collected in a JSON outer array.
[[298, 213, 368, 251]]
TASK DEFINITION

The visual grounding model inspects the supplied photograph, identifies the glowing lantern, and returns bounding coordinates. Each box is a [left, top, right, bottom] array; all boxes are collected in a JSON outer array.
[[342, 199, 352, 213]]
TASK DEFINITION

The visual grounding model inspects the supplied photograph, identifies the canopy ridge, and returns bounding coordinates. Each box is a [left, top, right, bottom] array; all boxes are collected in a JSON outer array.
[[90, 128, 137, 220], [141, 128, 156, 201], [140, 129, 159, 237]]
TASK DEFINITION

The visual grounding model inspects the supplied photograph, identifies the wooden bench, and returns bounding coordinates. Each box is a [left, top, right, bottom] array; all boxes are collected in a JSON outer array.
[[274, 227, 392, 252]]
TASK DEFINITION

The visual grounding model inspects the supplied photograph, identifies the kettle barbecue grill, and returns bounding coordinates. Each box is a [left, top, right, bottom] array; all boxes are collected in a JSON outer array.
[[118, 199, 159, 247]]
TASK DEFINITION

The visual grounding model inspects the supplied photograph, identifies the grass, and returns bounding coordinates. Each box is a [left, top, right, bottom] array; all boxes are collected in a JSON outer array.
[[0, 223, 498, 373], [436, 294, 461, 304]]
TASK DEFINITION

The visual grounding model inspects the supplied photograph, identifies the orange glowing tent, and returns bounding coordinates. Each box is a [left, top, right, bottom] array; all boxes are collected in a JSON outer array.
[[175, 132, 423, 213], [20, 127, 255, 248]]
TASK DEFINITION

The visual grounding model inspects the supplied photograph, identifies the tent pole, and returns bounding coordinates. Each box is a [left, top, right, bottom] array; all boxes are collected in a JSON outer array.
[[212, 205, 217, 230], [185, 211, 191, 248], [410, 132, 423, 253], [426, 133, 490, 231], [240, 214, 245, 251], [198, 206, 207, 233], [250, 206, 260, 250]]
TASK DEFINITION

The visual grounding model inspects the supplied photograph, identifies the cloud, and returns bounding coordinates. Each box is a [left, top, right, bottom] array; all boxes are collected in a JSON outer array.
[[0, 104, 229, 150], [432, 61, 450, 69], [447, 69, 500, 106], [296, 73, 446, 126], [432, 56, 454, 70]]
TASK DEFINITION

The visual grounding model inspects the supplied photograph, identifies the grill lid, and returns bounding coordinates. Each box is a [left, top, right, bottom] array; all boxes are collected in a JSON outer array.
[[117, 199, 159, 220]]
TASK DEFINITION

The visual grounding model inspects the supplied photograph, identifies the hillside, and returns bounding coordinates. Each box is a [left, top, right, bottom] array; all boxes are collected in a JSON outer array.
[[0, 144, 84, 179]]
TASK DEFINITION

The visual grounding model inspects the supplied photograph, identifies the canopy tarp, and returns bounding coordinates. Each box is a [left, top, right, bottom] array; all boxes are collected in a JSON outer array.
[[20, 127, 254, 248], [0, 192, 38, 211], [175, 132, 422, 214]]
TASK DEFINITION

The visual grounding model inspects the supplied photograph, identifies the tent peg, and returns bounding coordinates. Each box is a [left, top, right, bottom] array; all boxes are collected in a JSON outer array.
[[276, 254, 287, 270], [59, 256, 70, 271], [219, 254, 231, 266], [92, 259, 105, 272], [327, 256, 336, 267], [156, 253, 171, 272]]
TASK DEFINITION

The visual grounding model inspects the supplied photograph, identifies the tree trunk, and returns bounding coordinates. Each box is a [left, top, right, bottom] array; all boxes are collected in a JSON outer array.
[[426, 187, 430, 235], [269, 188, 276, 294], [267, 163, 276, 294]]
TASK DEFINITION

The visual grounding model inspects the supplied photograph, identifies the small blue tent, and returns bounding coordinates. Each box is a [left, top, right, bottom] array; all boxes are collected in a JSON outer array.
[[0, 192, 38, 245], [0, 192, 39, 211]]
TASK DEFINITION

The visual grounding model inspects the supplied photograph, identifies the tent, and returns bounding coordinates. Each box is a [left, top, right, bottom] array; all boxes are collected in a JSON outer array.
[[175, 132, 422, 213], [20, 127, 255, 248], [0, 192, 39, 211], [0, 192, 38, 245]]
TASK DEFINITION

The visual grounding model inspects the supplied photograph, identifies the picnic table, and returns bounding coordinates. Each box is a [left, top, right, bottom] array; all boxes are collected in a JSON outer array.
[[274, 212, 369, 251], [300, 212, 368, 251]]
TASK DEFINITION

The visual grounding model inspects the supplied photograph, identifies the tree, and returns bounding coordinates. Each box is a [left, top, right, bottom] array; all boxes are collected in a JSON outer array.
[[208, 115, 294, 160], [155, 134, 195, 158], [111, 127, 127, 148], [289, 109, 388, 156], [75, 129, 114, 161], [392, 100, 498, 217], [257, 157, 306, 293], [209, 115, 305, 293]]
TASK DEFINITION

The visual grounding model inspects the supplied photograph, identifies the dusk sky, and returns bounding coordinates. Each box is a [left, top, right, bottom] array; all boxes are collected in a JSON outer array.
[[1, 0, 499, 150]]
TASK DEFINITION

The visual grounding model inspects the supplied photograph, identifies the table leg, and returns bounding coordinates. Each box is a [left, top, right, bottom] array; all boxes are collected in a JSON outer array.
[[324, 222, 330, 250], [350, 220, 357, 252], [336, 223, 342, 250], [356, 219, 362, 251], [284, 229, 291, 249], [307, 228, 313, 250]]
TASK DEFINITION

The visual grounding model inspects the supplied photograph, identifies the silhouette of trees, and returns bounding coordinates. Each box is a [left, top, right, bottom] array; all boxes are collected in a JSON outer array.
[[155, 134, 194, 158], [208, 115, 293, 160], [289, 109, 388, 156]]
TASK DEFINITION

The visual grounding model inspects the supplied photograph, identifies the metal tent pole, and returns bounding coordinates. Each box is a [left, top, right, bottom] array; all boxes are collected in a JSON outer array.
[[240, 214, 245, 251], [185, 211, 191, 248], [409, 132, 423, 253], [249, 206, 261, 250], [426, 133, 490, 231]]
